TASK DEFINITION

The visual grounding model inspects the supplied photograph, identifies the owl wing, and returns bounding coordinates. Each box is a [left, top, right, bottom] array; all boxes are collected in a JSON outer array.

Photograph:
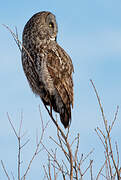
[[46, 44, 74, 108]]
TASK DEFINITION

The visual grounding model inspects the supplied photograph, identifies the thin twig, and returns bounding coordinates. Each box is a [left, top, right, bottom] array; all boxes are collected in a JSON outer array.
[[7, 113, 22, 180], [7, 113, 18, 138], [18, 136, 21, 180], [90, 79, 108, 132], [15, 26, 21, 52], [108, 132, 120, 179], [2, 24, 34, 63], [70, 135, 79, 147], [43, 165, 49, 180], [21, 139, 30, 149], [81, 149, 94, 165], [82, 160, 93, 176], [53, 149, 57, 180], [96, 160, 106, 180], [105, 151, 110, 180], [95, 128, 106, 149], [62, 160, 69, 175], [57, 130, 69, 161], [19, 111, 23, 137], [74, 133, 80, 179], [109, 106, 119, 134], [49, 136, 61, 148], [48, 155, 52, 180], [1, 160, 10, 180], [22, 119, 49, 179], [90, 160, 93, 180], [115, 142, 119, 171], [11, 171, 15, 180]]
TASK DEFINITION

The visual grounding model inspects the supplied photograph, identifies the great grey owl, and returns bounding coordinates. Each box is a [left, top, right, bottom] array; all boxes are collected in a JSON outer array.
[[22, 11, 74, 128]]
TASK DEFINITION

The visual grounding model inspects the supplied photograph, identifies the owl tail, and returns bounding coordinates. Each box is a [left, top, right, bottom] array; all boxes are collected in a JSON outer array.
[[60, 106, 71, 128]]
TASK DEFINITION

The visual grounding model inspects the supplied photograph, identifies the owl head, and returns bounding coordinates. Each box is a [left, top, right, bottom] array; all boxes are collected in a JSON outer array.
[[23, 11, 58, 43]]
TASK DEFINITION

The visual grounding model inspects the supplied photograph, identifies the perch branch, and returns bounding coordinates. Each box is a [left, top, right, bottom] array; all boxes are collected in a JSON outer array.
[[43, 104, 73, 179]]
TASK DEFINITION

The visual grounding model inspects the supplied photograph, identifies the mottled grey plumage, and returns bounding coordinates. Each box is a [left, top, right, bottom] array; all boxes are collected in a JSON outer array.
[[22, 11, 74, 128]]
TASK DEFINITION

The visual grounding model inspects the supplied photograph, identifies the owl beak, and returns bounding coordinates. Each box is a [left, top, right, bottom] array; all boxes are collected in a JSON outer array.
[[50, 37, 56, 41], [50, 32, 57, 41], [50, 34, 57, 41]]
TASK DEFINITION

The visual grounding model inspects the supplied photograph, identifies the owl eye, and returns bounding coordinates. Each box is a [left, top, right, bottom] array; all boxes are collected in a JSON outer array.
[[49, 22, 54, 28]]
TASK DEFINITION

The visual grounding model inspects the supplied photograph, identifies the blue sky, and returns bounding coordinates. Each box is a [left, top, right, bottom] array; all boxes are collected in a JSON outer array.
[[0, 0, 121, 179]]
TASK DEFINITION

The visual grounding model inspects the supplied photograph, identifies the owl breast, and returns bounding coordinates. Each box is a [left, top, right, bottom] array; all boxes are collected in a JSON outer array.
[[22, 49, 54, 98], [40, 58, 55, 95]]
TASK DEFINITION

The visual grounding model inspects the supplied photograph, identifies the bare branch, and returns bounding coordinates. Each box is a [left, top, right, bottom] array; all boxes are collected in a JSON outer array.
[[43, 104, 73, 179], [73, 133, 80, 179], [20, 139, 30, 149], [109, 105, 119, 134], [1, 160, 10, 180], [11, 171, 15, 180], [15, 26, 21, 52], [82, 160, 93, 176], [81, 149, 94, 165], [22, 119, 49, 179], [7, 112, 18, 138], [49, 136, 62, 148], [91, 79, 120, 180], [48, 155, 52, 180], [2, 24, 34, 63], [96, 160, 106, 180], [18, 136, 21, 180], [19, 111, 23, 137], [115, 142, 119, 171], [90, 160, 93, 180], [90, 79, 108, 131], [7, 113, 21, 180], [95, 128, 106, 149], [43, 165, 50, 180], [108, 132, 120, 179], [2, 24, 22, 52]]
